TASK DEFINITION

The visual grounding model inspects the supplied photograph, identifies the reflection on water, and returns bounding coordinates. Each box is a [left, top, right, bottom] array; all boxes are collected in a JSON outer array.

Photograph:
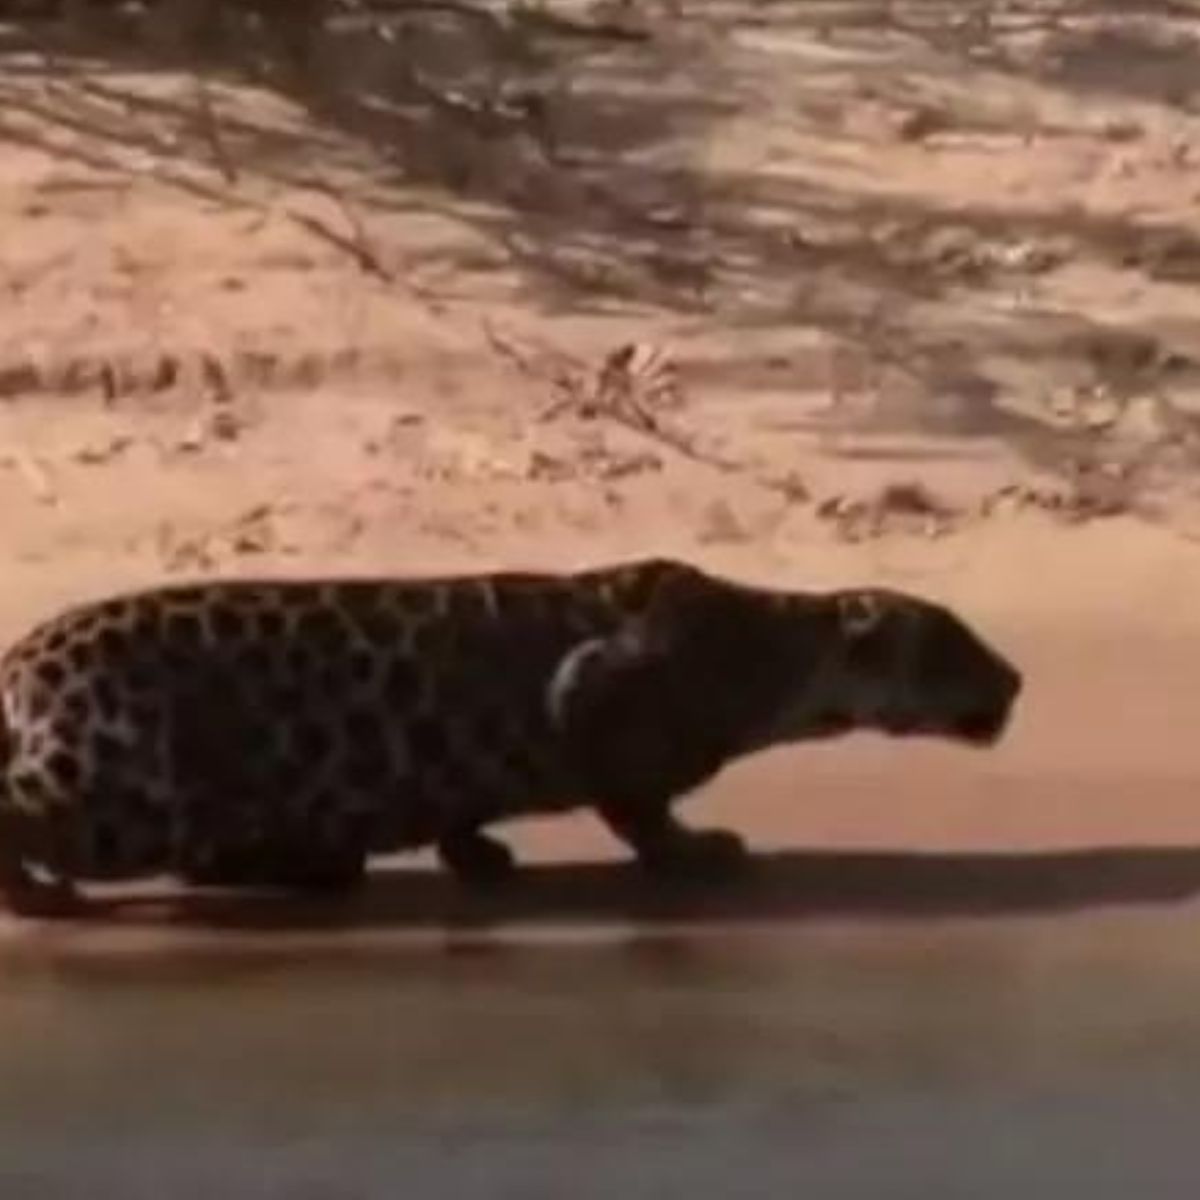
[[1, 910, 1200, 1195]]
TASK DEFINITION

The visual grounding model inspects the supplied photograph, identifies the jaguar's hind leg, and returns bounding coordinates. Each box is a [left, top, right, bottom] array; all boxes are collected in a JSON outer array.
[[437, 828, 517, 889], [181, 849, 367, 895], [177, 840, 267, 889], [0, 805, 88, 919], [178, 824, 368, 896], [257, 845, 368, 894]]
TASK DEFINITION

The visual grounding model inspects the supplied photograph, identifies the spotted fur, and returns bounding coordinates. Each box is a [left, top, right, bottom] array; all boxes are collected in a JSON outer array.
[[0, 558, 1021, 917]]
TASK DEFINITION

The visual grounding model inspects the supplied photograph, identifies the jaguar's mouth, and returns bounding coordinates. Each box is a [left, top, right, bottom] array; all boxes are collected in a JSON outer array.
[[951, 705, 1011, 746], [877, 703, 1012, 744]]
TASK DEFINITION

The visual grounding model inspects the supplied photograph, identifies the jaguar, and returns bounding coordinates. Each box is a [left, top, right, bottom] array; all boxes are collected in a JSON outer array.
[[0, 557, 1022, 917]]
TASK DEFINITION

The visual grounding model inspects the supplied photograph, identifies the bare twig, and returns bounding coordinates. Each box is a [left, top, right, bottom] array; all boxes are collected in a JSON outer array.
[[190, 75, 238, 186], [3, 448, 58, 506], [285, 182, 393, 281], [481, 316, 586, 405]]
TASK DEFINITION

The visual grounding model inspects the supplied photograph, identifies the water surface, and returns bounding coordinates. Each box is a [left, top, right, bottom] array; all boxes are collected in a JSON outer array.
[[1, 899, 1198, 1197]]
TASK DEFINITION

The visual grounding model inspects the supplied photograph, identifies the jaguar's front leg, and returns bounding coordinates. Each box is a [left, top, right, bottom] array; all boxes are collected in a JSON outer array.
[[597, 799, 750, 883], [548, 614, 756, 888]]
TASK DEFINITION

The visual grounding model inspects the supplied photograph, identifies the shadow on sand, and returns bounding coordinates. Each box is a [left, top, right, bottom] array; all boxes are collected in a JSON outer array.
[[73, 844, 1200, 934]]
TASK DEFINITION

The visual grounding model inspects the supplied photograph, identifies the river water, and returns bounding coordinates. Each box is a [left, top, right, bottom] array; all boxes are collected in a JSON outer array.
[[0, 898, 1198, 1197]]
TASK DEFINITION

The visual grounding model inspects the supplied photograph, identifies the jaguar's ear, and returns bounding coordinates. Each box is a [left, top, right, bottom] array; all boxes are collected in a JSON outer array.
[[836, 591, 885, 638]]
